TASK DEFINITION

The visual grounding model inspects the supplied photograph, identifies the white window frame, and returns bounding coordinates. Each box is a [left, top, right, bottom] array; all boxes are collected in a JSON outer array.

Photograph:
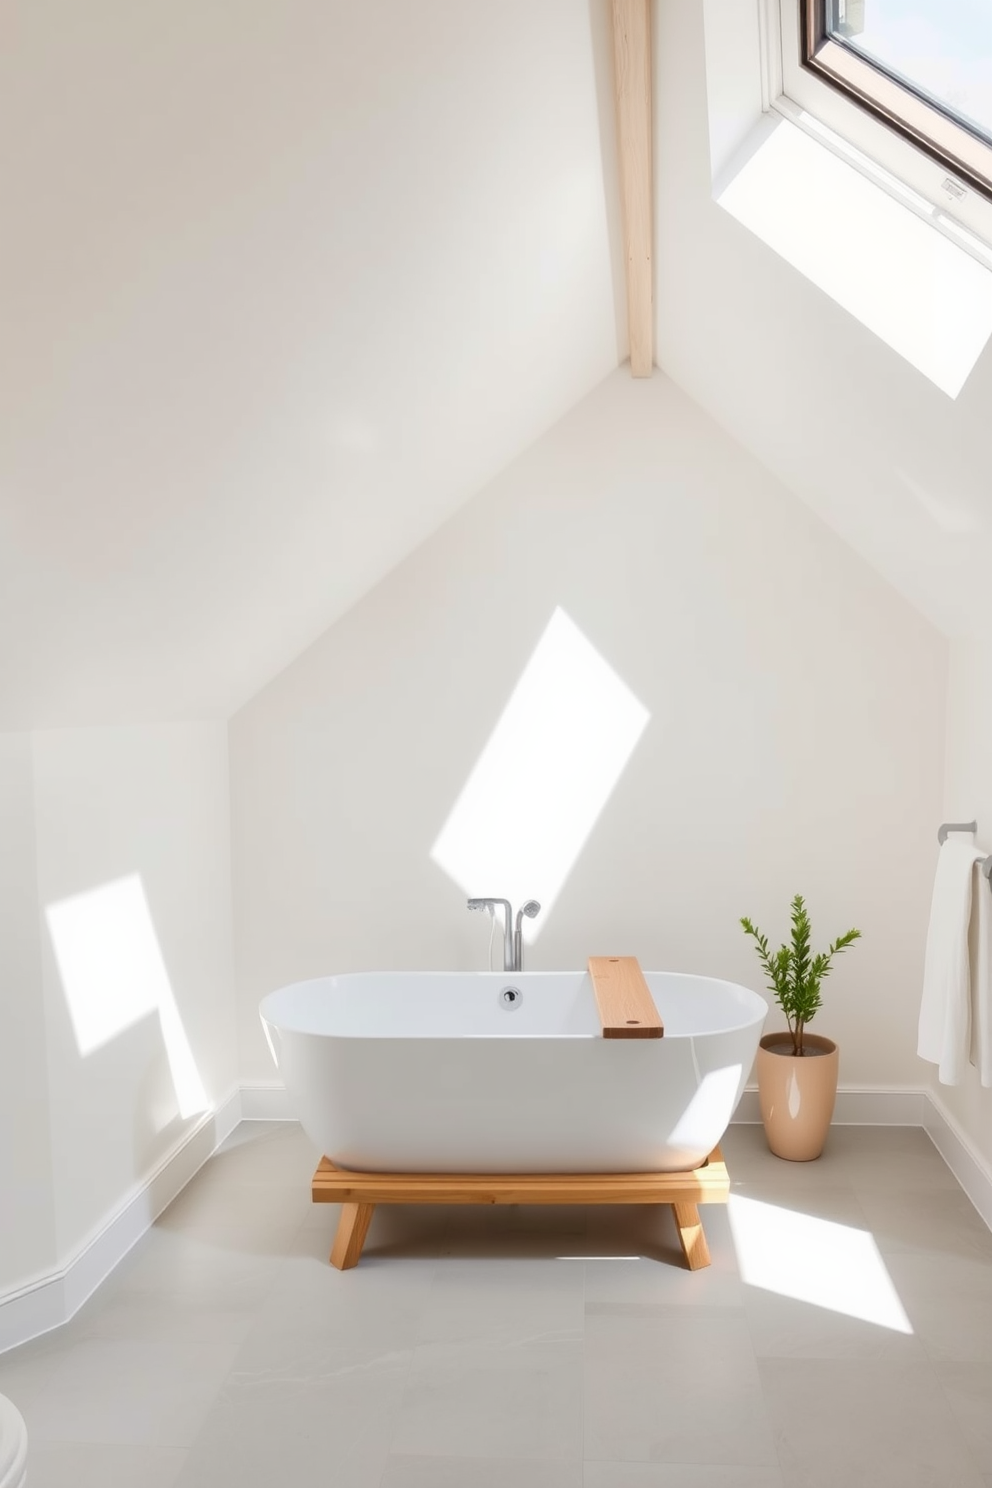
[[763, 0, 992, 254]]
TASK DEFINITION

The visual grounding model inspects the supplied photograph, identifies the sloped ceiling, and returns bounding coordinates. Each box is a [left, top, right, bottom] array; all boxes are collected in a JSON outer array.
[[3, 1, 989, 729], [0, 1, 623, 726]]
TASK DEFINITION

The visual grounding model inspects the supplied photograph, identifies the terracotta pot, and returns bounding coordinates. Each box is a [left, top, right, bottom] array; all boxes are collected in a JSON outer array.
[[756, 1032, 839, 1161]]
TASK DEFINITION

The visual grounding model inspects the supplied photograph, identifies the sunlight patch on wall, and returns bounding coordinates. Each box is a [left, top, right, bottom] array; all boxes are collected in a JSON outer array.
[[46, 874, 209, 1119], [729, 1193, 912, 1332], [431, 607, 650, 934], [717, 117, 992, 398]]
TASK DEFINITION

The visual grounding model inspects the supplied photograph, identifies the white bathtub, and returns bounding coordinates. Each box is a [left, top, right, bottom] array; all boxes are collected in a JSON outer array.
[[260, 970, 766, 1173]]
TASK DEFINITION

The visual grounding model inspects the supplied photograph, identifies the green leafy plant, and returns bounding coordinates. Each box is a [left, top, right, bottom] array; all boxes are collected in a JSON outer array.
[[740, 894, 861, 1056]]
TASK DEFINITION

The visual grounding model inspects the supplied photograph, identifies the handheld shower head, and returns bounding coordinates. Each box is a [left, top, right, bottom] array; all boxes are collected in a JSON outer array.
[[512, 899, 541, 971]]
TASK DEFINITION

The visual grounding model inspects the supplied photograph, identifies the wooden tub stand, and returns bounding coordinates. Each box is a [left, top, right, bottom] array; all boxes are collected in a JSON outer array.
[[311, 1146, 729, 1271]]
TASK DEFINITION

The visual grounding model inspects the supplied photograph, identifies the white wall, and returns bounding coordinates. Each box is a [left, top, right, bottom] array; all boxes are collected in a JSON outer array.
[[937, 640, 992, 1167], [0, 735, 57, 1295], [0, 722, 237, 1300], [231, 370, 946, 1091]]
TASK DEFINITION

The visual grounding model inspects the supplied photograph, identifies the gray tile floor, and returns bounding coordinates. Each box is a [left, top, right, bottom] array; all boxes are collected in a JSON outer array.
[[3, 1122, 992, 1487]]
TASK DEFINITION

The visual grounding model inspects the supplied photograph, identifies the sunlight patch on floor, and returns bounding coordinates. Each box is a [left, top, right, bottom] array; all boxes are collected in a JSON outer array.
[[728, 1192, 913, 1332]]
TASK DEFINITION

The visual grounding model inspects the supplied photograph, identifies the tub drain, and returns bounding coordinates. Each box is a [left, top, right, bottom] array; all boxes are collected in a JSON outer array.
[[499, 986, 523, 1010]]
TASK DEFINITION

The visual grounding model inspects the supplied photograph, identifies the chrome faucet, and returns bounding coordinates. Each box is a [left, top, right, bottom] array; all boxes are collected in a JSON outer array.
[[467, 897, 541, 971]]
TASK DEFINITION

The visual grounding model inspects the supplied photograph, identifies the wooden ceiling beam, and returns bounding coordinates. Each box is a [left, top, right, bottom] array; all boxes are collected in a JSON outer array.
[[611, 0, 654, 376]]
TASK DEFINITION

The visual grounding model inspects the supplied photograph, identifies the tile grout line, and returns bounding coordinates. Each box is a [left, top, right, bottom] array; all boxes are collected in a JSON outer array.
[[376, 1226, 440, 1482], [928, 1348, 989, 1482], [580, 1209, 588, 1469], [724, 1184, 789, 1485]]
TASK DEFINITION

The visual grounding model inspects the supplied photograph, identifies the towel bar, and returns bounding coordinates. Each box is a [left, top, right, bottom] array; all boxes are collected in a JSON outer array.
[[938, 820, 978, 845], [937, 821, 992, 886]]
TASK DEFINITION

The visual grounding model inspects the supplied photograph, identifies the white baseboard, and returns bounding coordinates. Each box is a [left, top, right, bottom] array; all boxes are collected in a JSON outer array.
[[733, 1085, 927, 1127], [923, 1088, 992, 1235], [239, 1083, 294, 1121], [0, 1088, 241, 1356]]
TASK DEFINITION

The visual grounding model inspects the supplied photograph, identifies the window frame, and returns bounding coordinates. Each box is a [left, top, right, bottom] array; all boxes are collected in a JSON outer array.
[[802, 0, 992, 200], [772, 0, 992, 248]]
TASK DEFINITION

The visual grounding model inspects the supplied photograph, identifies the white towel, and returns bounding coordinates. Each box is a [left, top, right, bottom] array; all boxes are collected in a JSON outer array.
[[918, 837, 987, 1085], [970, 863, 992, 1086]]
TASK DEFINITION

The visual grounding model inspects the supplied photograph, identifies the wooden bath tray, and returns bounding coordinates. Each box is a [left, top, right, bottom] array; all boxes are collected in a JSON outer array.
[[312, 1146, 728, 1271], [588, 956, 664, 1038]]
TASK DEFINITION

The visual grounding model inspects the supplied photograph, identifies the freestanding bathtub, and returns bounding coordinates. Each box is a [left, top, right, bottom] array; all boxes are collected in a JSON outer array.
[[259, 970, 767, 1173]]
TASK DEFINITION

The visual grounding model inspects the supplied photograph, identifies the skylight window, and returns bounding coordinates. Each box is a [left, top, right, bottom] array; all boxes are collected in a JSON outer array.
[[710, 0, 992, 392], [827, 0, 992, 143], [774, 0, 992, 244]]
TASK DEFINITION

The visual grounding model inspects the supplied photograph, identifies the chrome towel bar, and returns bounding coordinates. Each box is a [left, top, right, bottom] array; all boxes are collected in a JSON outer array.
[[938, 821, 992, 885]]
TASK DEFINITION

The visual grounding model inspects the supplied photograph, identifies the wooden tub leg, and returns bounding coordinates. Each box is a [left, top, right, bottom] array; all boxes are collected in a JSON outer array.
[[330, 1202, 376, 1270], [672, 1201, 711, 1270]]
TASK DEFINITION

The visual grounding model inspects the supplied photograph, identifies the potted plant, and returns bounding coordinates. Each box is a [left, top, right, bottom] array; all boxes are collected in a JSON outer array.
[[741, 894, 861, 1161]]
